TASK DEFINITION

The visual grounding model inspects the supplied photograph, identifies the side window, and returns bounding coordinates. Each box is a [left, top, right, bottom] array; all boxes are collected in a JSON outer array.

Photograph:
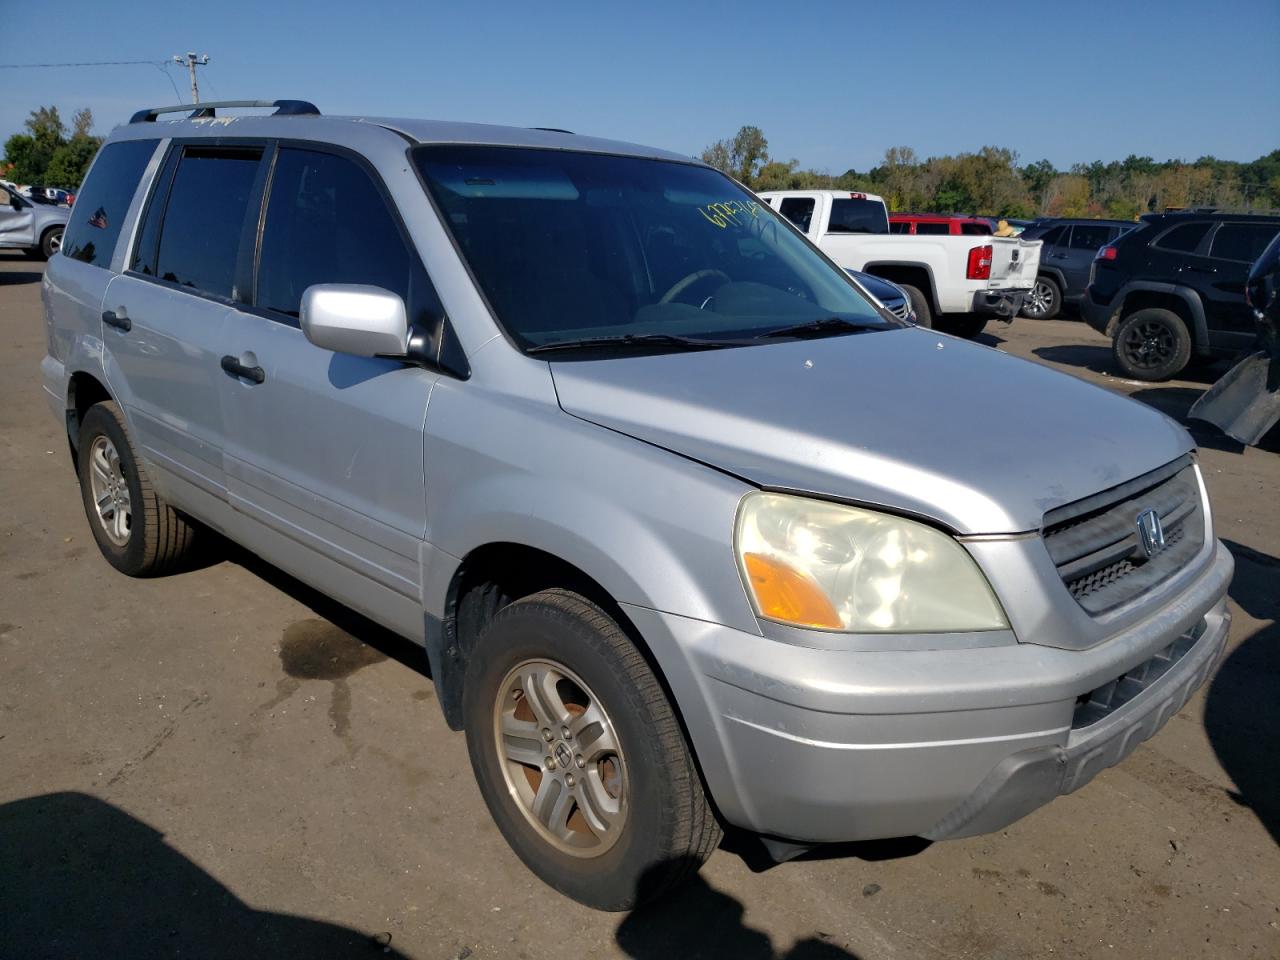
[[257, 148, 417, 318], [1068, 224, 1112, 251], [778, 197, 815, 233], [1154, 222, 1212, 254], [61, 139, 157, 268], [961, 222, 991, 236], [152, 147, 263, 298], [1209, 223, 1280, 264], [1038, 225, 1067, 246], [889, 221, 911, 234], [915, 222, 950, 235]]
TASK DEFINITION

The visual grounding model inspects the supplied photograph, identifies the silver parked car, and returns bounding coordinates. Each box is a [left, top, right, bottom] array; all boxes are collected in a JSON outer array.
[[42, 101, 1234, 911], [1, 182, 68, 259]]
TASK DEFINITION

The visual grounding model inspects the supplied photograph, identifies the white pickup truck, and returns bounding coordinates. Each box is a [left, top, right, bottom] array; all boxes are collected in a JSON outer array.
[[757, 190, 1042, 338]]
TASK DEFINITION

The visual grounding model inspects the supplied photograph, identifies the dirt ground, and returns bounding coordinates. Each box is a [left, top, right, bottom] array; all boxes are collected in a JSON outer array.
[[1, 251, 1277, 959]]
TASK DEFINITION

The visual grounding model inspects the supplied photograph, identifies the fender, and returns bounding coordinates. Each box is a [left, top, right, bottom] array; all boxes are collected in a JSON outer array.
[[860, 259, 941, 315], [1037, 265, 1068, 293], [1114, 281, 1210, 356]]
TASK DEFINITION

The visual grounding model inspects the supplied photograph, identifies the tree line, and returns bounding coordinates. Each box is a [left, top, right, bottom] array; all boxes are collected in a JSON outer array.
[[2, 106, 103, 190], [702, 126, 1280, 220]]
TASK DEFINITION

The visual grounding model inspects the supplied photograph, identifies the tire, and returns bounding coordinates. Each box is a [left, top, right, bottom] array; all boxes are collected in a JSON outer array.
[[463, 588, 720, 911], [77, 401, 197, 576], [936, 314, 989, 339], [1022, 275, 1061, 320], [1112, 308, 1192, 381], [41, 225, 63, 259], [898, 283, 932, 328]]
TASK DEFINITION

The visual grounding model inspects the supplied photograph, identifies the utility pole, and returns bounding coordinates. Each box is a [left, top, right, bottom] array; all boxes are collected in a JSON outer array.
[[172, 52, 209, 103]]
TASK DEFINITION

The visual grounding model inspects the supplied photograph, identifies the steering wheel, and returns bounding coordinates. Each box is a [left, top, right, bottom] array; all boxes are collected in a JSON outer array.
[[658, 269, 730, 305]]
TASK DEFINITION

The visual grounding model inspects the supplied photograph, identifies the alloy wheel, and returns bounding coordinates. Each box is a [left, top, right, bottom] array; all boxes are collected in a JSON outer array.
[[1122, 320, 1176, 370], [493, 658, 628, 857], [1026, 279, 1055, 318], [88, 435, 132, 546]]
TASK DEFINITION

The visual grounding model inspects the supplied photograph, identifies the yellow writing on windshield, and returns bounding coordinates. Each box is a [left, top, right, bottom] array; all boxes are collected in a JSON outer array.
[[698, 199, 763, 228]]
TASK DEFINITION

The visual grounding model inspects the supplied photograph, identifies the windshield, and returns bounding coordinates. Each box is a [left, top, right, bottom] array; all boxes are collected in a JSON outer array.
[[413, 146, 896, 353]]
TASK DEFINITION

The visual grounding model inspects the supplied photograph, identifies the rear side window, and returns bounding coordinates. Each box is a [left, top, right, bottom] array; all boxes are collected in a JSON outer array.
[[778, 197, 815, 232], [827, 198, 887, 234], [1209, 223, 1280, 263], [153, 147, 262, 298], [915, 221, 950, 235], [1154, 222, 1211, 254], [1038, 225, 1067, 246], [961, 222, 991, 235], [889, 221, 911, 234], [61, 139, 157, 268], [257, 148, 420, 318], [1068, 224, 1112, 251]]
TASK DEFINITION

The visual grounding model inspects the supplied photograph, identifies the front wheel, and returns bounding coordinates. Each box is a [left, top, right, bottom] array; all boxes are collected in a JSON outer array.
[[1112, 308, 1192, 381], [463, 589, 720, 910]]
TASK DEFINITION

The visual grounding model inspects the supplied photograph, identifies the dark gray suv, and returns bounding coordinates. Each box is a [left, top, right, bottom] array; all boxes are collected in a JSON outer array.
[[1021, 218, 1134, 319]]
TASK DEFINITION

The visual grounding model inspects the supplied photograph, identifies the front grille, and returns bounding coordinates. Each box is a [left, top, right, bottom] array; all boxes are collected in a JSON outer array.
[[1071, 619, 1206, 729], [1043, 456, 1204, 616]]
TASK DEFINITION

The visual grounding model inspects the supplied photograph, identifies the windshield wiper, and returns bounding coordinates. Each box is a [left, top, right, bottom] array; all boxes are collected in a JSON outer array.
[[526, 333, 742, 355], [758, 317, 881, 340]]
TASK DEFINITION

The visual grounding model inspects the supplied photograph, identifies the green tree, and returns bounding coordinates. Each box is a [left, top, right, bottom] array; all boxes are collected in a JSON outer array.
[[3, 105, 100, 188], [700, 126, 770, 187]]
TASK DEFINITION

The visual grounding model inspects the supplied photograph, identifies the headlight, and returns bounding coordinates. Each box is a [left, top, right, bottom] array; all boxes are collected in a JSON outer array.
[[734, 492, 1008, 633]]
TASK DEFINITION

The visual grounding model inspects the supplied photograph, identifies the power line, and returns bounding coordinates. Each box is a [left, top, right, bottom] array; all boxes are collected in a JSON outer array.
[[0, 59, 168, 68]]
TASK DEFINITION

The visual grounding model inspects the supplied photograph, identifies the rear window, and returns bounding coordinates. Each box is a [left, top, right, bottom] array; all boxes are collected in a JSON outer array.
[[1036, 225, 1067, 246], [915, 222, 950, 235], [1209, 223, 1280, 264], [778, 197, 815, 232], [1068, 224, 1113, 251], [827, 198, 887, 234], [61, 140, 157, 268], [153, 147, 262, 298], [1154, 222, 1212, 254]]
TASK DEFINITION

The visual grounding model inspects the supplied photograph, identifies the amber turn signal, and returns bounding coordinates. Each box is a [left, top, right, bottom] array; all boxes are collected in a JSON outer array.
[[743, 552, 842, 629]]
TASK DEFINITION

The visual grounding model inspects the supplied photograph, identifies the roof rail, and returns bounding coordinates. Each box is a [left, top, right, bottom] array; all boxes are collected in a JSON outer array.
[[529, 126, 575, 135], [129, 99, 320, 124]]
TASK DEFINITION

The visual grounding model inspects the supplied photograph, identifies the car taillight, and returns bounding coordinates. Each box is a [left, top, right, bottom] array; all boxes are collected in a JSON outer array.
[[1096, 245, 1118, 261], [966, 244, 992, 280], [848, 192, 866, 200]]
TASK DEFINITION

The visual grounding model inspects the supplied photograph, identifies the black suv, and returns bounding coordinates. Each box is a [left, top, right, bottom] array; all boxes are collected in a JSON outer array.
[[1083, 212, 1280, 380], [1020, 218, 1133, 320]]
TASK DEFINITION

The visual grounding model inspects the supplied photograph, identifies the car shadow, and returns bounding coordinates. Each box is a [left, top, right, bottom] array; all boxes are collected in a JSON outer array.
[[1032, 343, 1221, 386], [0, 792, 412, 958], [1204, 541, 1280, 846], [617, 858, 864, 959], [0, 269, 44, 285]]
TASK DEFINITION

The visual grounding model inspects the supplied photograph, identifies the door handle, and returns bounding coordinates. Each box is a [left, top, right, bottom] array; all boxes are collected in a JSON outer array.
[[102, 309, 131, 332], [220, 355, 266, 384], [1181, 265, 1217, 275]]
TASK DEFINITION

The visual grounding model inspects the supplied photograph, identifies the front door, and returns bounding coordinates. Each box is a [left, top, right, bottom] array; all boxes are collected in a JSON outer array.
[[217, 145, 443, 639], [0, 186, 34, 247]]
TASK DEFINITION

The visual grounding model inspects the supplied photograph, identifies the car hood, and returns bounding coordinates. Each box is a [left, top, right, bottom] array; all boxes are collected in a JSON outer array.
[[549, 327, 1193, 534]]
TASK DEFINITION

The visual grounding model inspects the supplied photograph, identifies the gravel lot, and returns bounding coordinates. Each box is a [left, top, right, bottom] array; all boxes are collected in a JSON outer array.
[[2, 251, 1277, 959]]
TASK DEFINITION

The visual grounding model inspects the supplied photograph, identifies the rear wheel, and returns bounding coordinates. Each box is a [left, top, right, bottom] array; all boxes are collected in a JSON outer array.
[[463, 589, 720, 910], [1113, 308, 1192, 381], [898, 283, 932, 328], [77, 401, 197, 576], [1022, 275, 1061, 320]]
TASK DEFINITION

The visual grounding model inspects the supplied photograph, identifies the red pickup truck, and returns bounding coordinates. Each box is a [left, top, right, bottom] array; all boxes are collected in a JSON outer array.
[[890, 214, 992, 236]]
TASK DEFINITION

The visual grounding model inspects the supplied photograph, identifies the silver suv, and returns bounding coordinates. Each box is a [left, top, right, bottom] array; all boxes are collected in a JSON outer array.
[[2, 182, 68, 259], [42, 101, 1234, 911]]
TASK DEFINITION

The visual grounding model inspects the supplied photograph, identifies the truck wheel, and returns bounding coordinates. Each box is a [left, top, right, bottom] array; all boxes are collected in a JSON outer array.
[[937, 315, 988, 339], [899, 283, 932, 328], [1022, 276, 1061, 320], [1113, 308, 1191, 381], [77, 401, 197, 576], [463, 588, 720, 911]]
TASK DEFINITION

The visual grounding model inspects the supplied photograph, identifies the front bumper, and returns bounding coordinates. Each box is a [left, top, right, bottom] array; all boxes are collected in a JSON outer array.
[[622, 540, 1233, 844], [972, 288, 1029, 319]]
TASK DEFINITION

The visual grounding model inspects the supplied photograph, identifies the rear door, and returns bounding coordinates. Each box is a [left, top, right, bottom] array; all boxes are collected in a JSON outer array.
[[104, 142, 266, 503], [1060, 222, 1114, 296], [217, 144, 442, 639], [776, 194, 821, 237], [1199, 221, 1280, 345]]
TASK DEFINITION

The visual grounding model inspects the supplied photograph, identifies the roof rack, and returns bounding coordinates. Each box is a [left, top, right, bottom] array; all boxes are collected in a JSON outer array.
[[529, 126, 575, 135], [129, 100, 320, 124]]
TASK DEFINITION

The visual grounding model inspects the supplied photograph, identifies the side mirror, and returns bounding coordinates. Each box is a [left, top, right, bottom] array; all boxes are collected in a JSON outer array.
[[300, 284, 409, 358], [9, 195, 23, 210]]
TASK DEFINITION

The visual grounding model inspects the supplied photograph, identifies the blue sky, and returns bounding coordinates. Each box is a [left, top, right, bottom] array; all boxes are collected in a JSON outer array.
[[2, 0, 1277, 172]]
